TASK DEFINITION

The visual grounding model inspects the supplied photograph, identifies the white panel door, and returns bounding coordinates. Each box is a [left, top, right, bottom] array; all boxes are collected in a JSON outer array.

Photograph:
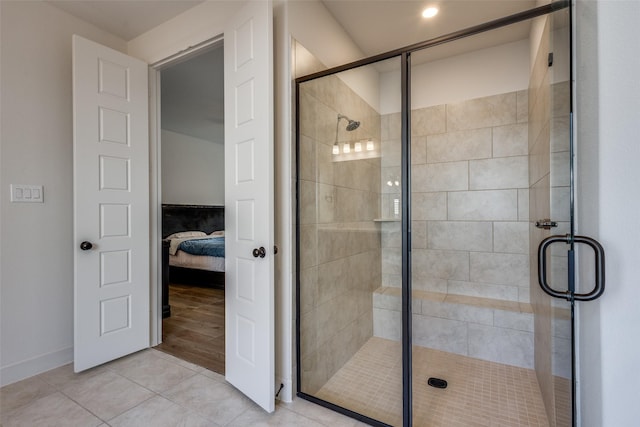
[[73, 35, 149, 372], [224, 0, 275, 413]]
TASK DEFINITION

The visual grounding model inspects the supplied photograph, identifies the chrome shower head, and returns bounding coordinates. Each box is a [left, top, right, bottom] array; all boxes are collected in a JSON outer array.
[[338, 114, 360, 131]]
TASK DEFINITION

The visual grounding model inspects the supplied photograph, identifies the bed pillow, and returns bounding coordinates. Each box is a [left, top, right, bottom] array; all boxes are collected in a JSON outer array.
[[209, 230, 225, 237], [166, 231, 207, 239]]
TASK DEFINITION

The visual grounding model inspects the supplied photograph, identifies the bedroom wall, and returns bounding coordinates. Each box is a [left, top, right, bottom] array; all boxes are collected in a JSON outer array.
[[161, 130, 225, 205], [0, 1, 127, 385]]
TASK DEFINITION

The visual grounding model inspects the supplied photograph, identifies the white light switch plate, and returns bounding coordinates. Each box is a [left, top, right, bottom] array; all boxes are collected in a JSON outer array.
[[10, 184, 44, 203]]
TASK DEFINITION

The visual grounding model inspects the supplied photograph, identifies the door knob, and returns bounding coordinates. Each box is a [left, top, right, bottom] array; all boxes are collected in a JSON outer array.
[[80, 241, 93, 251], [252, 246, 266, 258]]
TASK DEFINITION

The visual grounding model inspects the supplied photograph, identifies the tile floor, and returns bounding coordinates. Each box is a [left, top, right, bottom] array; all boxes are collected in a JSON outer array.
[[316, 337, 552, 427], [0, 349, 367, 427]]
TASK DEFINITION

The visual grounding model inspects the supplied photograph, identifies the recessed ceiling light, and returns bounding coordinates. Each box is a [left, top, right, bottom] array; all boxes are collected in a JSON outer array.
[[422, 6, 439, 18]]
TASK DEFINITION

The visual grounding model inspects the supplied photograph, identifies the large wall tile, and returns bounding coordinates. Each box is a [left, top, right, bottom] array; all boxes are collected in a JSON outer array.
[[298, 135, 316, 181], [412, 162, 468, 192], [412, 314, 468, 354], [470, 252, 529, 286], [551, 151, 570, 187], [381, 221, 401, 248], [299, 267, 318, 315], [316, 258, 349, 305], [551, 186, 571, 222], [493, 123, 528, 157], [373, 308, 402, 341], [448, 190, 518, 221], [447, 280, 519, 301], [427, 221, 493, 252], [412, 220, 428, 249], [427, 128, 492, 163], [551, 116, 570, 153], [298, 180, 317, 225], [381, 138, 401, 167], [493, 310, 534, 332], [421, 300, 493, 326], [412, 135, 427, 164], [412, 192, 447, 220], [518, 189, 530, 221], [494, 222, 529, 254], [317, 183, 335, 224], [412, 249, 469, 281], [447, 92, 517, 131], [469, 156, 529, 190], [411, 276, 448, 293], [468, 324, 534, 368], [412, 105, 446, 136], [516, 89, 529, 124]]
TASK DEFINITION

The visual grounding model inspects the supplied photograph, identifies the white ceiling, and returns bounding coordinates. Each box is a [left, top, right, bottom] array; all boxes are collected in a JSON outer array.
[[161, 46, 225, 143], [47, 0, 540, 143], [47, 1, 204, 41], [321, 0, 537, 58]]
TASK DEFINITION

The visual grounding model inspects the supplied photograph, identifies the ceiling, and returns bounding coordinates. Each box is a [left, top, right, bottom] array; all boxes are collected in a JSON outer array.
[[47, 0, 541, 142], [321, 0, 537, 58], [161, 46, 225, 143], [47, 1, 205, 41]]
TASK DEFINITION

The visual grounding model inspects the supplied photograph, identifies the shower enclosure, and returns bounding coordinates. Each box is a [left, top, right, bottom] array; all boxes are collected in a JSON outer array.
[[296, 2, 604, 426]]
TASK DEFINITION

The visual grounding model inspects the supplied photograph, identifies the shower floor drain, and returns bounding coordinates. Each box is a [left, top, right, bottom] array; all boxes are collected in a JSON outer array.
[[427, 377, 448, 389]]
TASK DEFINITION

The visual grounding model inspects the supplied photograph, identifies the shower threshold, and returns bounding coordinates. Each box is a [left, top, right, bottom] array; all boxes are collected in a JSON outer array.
[[315, 337, 561, 426]]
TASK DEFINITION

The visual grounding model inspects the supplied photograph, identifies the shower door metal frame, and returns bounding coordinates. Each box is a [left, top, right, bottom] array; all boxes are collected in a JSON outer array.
[[294, 2, 572, 426]]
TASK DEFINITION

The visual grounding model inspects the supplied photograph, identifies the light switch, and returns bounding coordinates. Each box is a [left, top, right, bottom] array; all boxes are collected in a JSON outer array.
[[10, 184, 44, 203]]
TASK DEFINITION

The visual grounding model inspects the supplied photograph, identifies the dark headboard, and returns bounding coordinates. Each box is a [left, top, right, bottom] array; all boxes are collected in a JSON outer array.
[[162, 204, 225, 238]]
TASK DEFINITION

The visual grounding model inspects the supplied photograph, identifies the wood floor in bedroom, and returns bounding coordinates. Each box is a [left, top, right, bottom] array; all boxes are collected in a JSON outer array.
[[155, 283, 225, 375]]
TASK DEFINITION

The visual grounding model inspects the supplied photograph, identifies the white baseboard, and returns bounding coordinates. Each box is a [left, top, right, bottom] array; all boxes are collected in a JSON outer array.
[[275, 376, 294, 403], [0, 347, 73, 387]]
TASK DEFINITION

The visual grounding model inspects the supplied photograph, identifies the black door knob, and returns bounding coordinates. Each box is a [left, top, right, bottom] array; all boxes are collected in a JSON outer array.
[[252, 246, 266, 258], [80, 241, 93, 251]]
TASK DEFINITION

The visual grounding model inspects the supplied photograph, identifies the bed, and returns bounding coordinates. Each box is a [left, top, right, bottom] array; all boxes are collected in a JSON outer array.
[[162, 204, 225, 317]]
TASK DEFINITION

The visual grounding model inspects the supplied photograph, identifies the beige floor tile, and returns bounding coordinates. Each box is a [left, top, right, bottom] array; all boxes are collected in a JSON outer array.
[[315, 337, 550, 427], [227, 405, 325, 427], [108, 395, 214, 427], [0, 375, 56, 414], [37, 363, 109, 389], [60, 369, 154, 421], [1, 391, 102, 427], [283, 398, 369, 426], [162, 373, 252, 425], [150, 348, 207, 373], [106, 349, 198, 393]]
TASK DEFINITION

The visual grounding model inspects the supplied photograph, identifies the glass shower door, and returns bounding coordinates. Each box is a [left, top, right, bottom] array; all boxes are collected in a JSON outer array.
[[297, 56, 404, 426], [408, 7, 574, 427]]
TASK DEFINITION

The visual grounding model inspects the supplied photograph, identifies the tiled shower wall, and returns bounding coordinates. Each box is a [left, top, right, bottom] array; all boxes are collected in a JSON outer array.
[[298, 74, 382, 394], [380, 90, 531, 303]]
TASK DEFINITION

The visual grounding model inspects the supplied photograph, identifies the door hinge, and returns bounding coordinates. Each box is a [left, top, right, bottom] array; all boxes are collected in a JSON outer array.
[[535, 219, 558, 230]]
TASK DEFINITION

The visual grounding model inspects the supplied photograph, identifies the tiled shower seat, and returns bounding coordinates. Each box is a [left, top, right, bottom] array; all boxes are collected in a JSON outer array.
[[373, 286, 538, 369]]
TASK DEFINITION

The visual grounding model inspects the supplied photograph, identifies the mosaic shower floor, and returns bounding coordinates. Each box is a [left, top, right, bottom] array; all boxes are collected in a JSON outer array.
[[316, 337, 553, 426]]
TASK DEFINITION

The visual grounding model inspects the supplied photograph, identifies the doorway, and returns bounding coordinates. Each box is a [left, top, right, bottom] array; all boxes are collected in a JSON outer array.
[[153, 43, 226, 375], [296, 3, 577, 426]]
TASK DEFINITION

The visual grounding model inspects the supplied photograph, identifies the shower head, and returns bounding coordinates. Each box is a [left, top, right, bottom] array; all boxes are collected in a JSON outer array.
[[338, 114, 360, 131]]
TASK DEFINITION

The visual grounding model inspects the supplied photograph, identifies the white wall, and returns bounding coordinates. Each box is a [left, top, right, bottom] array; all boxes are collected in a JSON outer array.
[[0, 1, 127, 385], [127, 1, 242, 64], [379, 39, 531, 114], [576, 1, 640, 425], [161, 130, 224, 205], [287, 0, 380, 112]]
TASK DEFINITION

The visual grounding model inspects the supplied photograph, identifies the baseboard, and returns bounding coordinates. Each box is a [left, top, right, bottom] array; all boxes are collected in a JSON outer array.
[[275, 376, 294, 403], [0, 346, 73, 387]]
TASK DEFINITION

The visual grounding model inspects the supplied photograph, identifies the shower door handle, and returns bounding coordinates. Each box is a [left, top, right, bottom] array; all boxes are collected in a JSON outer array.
[[538, 234, 606, 301]]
